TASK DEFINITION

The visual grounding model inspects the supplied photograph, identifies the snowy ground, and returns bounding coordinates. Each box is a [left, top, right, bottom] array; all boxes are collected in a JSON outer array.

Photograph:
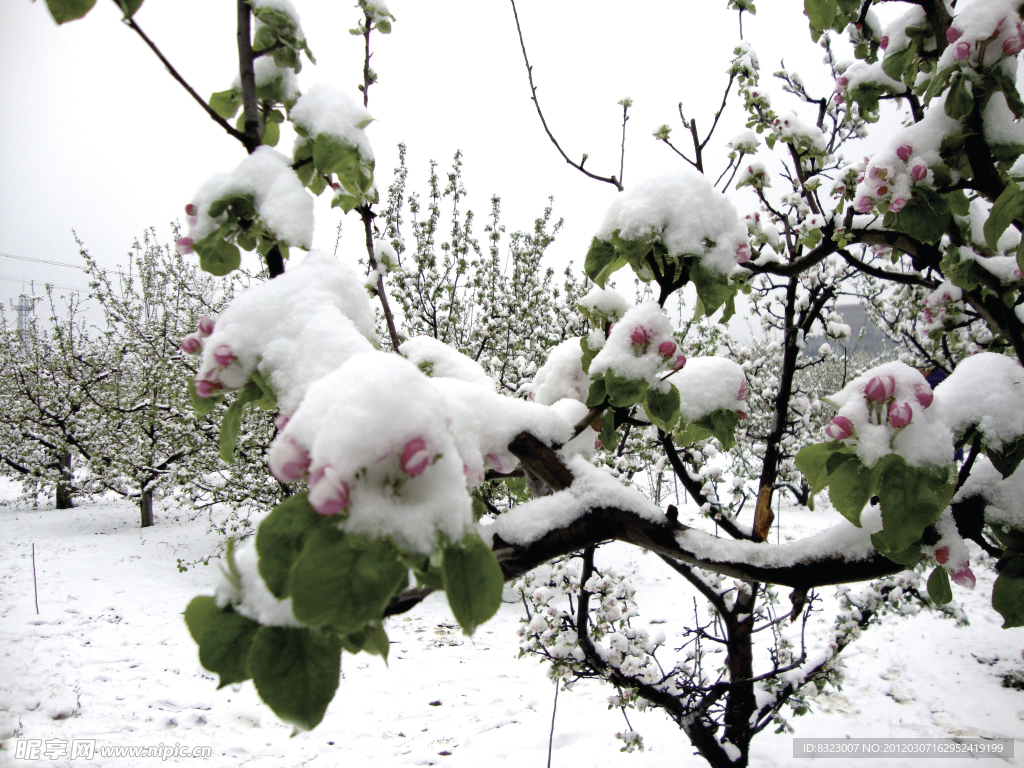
[[1, 486, 1023, 768]]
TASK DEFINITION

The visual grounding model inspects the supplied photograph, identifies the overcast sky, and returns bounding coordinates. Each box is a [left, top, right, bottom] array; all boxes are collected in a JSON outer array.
[[2, 0, 842, 330]]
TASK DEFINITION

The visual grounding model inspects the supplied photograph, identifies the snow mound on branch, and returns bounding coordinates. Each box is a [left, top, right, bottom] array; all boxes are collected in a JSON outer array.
[[672, 357, 747, 422], [826, 361, 953, 469], [528, 338, 588, 406], [215, 541, 301, 627], [934, 352, 1024, 450], [196, 250, 378, 414], [578, 286, 629, 322], [589, 301, 676, 384], [955, 455, 1024, 529], [400, 336, 495, 390], [595, 168, 748, 277], [188, 146, 313, 249], [290, 83, 375, 163]]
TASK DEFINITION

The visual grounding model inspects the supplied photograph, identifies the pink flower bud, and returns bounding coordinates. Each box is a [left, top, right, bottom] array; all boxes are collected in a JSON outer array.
[[672, 355, 687, 371], [197, 316, 215, 337], [1004, 35, 1023, 56], [854, 196, 875, 213], [737, 411, 747, 420], [824, 415, 854, 440], [924, 308, 933, 323], [185, 203, 198, 216], [864, 375, 896, 402], [594, 439, 602, 450], [268, 436, 311, 482], [735, 243, 752, 264], [1016, 269, 1023, 279], [947, 27, 962, 43], [889, 197, 907, 213], [274, 414, 290, 431], [630, 326, 650, 347], [837, 76, 849, 87], [935, 545, 949, 564], [954, 41, 971, 60], [880, 35, 889, 50], [180, 334, 202, 355], [175, 237, 194, 255], [194, 378, 222, 399], [951, 566, 976, 589], [213, 344, 235, 367], [888, 401, 913, 428], [658, 340, 677, 358], [896, 144, 913, 162], [308, 467, 350, 516], [737, 380, 748, 401], [876, 185, 889, 196], [401, 437, 431, 476], [911, 164, 927, 181], [915, 385, 934, 409], [834, 94, 844, 105]]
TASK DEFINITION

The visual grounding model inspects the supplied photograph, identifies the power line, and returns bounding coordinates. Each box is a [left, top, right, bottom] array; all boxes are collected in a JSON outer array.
[[0, 252, 84, 270], [0, 275, 82, 292]]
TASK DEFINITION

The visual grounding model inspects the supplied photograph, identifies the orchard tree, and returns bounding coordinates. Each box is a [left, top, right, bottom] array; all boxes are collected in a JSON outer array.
[[37, 0, 1024, 766]]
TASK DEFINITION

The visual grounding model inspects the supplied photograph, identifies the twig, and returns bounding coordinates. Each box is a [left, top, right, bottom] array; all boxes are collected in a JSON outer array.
[[547, 678, 559, 768], [32, 543, 39, 614], [509, 0, 623, 191]]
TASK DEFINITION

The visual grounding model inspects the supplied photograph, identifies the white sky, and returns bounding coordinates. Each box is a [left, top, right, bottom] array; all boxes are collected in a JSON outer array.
[[1, 0, 838, 329]]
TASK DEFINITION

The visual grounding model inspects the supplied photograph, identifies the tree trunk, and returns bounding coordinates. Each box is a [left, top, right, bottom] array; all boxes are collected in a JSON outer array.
[[55, 451, 73, 510], [140, 488, 154, 528]]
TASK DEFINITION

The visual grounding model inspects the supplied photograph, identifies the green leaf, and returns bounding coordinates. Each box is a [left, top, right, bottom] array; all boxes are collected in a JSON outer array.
[[248, 626, 341, 730], [580, 335, 598, 374], [289, 527, 408, 632], [249, 369, 277, 410], [585, 378, 607, 408], [209, 89, 241, 120], [261, 119, 280, 147], [115, 0, 144, 17], [443, 530, 504, 636], [882, 44, 915, 82], [503, 476, 529, 500], [44, 0, 97, 23], [945, 189, 970, 217], [256, 493, 327, 598], [675, 420, 714, 447], [643, 384, 680, 432], [927, 566, 953, 605], [874, 461, 950, 554], [794, 441, 848, 497], [599, 408, 618, 451], [219, 383, 260, 463], [882, 543, 923, 565], [984, 185, 1024, 250], [827, 455, 877, 527], [360, 623, 390, 661], [313, 134, 367, 194], [993, 67, 1024, 118], [890, 187, 951, 245], [185, 598, 259, 688], [986, 434, 1024, 478], [701, 409, 740, 450], [584, 236, 626, 288], [375, 18, 392, 34], [690, 262, 739, 320], [188, 379, 222, 415], [945, 75, 974, 121], [804, 0, 836, 38], [993, 553, 1024, 628], [604, 369, 649, 408], [195, 237, 241, 277]]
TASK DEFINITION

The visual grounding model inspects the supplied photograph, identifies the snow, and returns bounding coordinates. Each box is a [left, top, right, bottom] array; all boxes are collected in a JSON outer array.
[[233, 57, 300, 105], [250, 0, 301, 23], [400, 336, 495, 391], [825, 361, 953, 470], [589, 301, 677, 384], [214, 541, 301, 628], [983, 91, 1024, 148], [4, 493, 1022, 768], [594, 168, 748, 277], [956, 455, 1024, 530], [671, 356, 747, 423], [880, 6, 928, 55], [194, 250, 378, 415], [527, 338, 588, 406], [773, 112, 827, 154], [577, 286, 628, 324], [187, 147, 313, 250], [939, 0, 1023, 69], [290, 83, 375, 164], [934, 352, 1024, 450], [727, 130, 759, 154]]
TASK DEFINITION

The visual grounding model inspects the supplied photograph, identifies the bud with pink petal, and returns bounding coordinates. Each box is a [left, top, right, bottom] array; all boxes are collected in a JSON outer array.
[[950, 566, 976, 589], [864, 375, 896, 402], [737, 411, 746, 420], [854, 196, 875, 213], [658, 340, 677, 358], [876, 185, 889, 196], [175, 237, 194, 255], [915, 385, 933, 409], [213, 344, 236, 367], [268, 436, 311, 482], [1004, 35, 1023, 55], [935, 545, 949, 564], [888, 401, 913, 428], [735, 243, 752, 264], [954, 41, 971, 60], [308, 466, 350, 516], [194, 378, 222, 399], [896, 144, 913, 162], [837, 76, 849, 87], [630, 326, 650, 348], [185, 203, 198, 216], [180, 334, 202, 355], [824, 415, 854, 440], [672, 355, 687, 371], [274, 414, 291, 431], [737, 380, 748, 401], [889, 197, 907, 213], [880, 35, 889, 49], [197, 316, 215, 337], [401, 437, 431, 477], [947, 27, 962, 43], [911, 164, 927, 181]]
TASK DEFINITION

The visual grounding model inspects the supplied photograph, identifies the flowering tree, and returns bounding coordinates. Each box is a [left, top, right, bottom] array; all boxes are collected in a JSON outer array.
[[38, 0, 1024, 766]]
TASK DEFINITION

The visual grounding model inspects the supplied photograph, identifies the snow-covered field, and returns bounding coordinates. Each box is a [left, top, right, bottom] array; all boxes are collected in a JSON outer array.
[[1, 487, 1023, 768]]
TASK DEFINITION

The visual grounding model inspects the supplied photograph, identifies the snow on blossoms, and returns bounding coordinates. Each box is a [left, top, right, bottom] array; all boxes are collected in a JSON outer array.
[[670, 357, 748, 423], [824, 361, 953, 469], [939, 0, 1024, 69], [589, 301, 680, 387], [192, 250, 379, 414]]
